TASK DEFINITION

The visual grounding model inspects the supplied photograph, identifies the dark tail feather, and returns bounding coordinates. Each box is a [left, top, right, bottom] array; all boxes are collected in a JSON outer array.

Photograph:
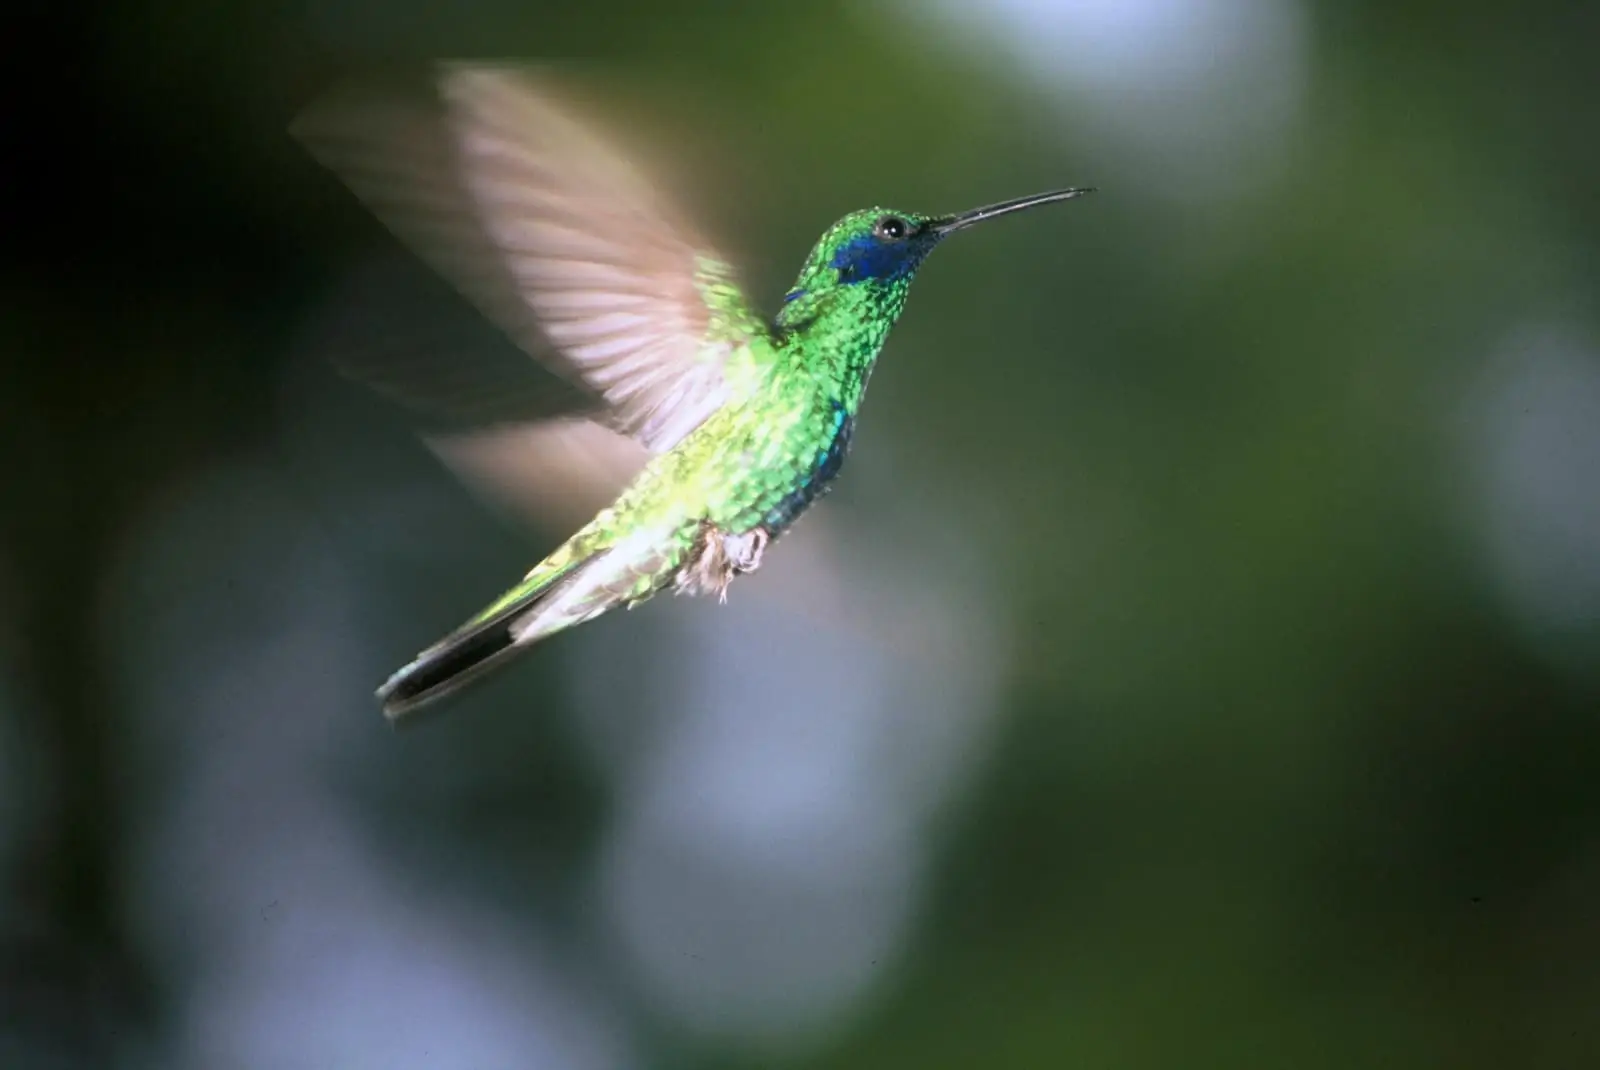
[[376, 613, 526, 721], [376, 562, 582, 721]]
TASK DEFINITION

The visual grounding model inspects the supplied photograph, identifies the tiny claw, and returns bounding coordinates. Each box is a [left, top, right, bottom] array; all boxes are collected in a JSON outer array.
[[726, 527, 770, 574], [679, 523, 770, 602]]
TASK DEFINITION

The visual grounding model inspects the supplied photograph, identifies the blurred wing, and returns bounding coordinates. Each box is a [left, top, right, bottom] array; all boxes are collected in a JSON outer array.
[[293, 64, 768, 452], [428, 418, 652, 533], [299, 252, 594, 431]]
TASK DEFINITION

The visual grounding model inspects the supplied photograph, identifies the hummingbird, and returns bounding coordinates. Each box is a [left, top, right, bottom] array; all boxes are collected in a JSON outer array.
[[294, 64, 1092, 719]]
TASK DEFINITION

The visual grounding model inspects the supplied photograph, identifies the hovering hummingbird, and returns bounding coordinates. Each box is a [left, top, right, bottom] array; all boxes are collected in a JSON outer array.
[[294, 65, 1092, 719]]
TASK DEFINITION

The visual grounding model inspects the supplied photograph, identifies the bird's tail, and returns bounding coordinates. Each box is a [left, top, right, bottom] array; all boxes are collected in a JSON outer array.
[[375, 528, 677, 720], [375, 560, 581, 721]]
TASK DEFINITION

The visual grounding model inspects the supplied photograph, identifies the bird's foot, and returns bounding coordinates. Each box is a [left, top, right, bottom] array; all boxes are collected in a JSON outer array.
[[724, 527, 769, 574], [678, 523, 771, 603], [713, 527, 769, 603]]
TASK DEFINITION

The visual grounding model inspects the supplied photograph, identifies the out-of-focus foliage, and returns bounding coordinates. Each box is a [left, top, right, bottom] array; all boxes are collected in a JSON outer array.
[[3, 1, 1598, 1067]]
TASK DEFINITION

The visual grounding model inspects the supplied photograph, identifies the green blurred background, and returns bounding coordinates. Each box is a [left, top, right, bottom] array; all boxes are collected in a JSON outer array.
[[4, 1, 1599, 1067]]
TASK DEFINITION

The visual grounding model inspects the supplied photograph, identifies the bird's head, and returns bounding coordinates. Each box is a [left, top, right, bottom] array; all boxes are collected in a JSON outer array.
[[775, 188, 1093, 332]]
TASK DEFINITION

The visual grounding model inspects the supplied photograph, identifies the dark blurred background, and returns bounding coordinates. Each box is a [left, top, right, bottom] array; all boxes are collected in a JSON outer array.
[[4, 1, 1599, 1067]]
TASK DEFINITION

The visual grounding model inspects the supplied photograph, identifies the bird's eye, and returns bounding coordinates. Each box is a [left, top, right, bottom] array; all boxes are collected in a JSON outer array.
[[874, 215, 910, 241]]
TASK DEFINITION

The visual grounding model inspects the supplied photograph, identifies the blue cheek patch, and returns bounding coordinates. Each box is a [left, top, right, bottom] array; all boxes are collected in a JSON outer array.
[[783, 288, 806, 304], [830, 234, 918, 285]]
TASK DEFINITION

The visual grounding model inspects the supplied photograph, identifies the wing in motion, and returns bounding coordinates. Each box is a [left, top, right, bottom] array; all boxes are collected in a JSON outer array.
[[292, 63, 769, 452]]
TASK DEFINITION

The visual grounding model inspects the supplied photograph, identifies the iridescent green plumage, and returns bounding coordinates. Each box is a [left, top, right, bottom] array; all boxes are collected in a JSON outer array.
[[293, 64, 1091, 718]]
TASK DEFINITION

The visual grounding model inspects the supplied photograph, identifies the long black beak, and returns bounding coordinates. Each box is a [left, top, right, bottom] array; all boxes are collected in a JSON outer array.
[[929, 187, 1095, 235]]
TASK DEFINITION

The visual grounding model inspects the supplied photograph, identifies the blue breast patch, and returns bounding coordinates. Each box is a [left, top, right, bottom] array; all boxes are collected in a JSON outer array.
[[764, 403, 855, 533]]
